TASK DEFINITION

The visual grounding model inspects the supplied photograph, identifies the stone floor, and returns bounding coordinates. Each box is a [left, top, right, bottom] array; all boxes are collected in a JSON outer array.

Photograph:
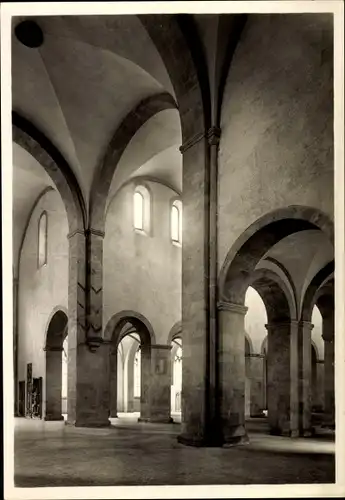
[[14, 414, 335, 487]]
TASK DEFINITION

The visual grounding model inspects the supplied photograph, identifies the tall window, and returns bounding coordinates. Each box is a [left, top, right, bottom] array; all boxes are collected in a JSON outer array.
[[134, 346, 141, 398], [171, 200, 182, 244], [133, 185, 151, 234], [38, 211, 48, 268], [134, 191, 144, 230]]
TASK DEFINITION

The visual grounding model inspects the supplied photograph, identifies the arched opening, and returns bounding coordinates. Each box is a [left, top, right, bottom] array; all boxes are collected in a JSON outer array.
[[45, 310, 68, 421], [170, 337, 182, 420], [244, 336, 251, 418], [244, 286, 267, 419], [218, 207, 333, 442], [106, 312, 155, 422], [311, 343, 318, 411], [261, 337, 268, 413]]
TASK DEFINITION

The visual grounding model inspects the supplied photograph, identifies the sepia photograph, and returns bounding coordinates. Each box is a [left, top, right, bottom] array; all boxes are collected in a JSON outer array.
[[1, 1, 344, 498]]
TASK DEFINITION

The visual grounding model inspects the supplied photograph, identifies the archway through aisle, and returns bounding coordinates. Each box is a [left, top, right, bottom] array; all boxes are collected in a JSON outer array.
[[45, 309, 68, 421], [218, 206, 334, 444], [105, 311, 156, 422], [171, 337, 182, 421]]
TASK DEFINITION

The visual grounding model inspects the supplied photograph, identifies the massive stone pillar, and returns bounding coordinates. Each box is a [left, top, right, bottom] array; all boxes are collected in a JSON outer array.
[[13, 277, 19, 416], [322, 313, 335, 428], [109, 345, 118, 418], [298, 320, 313, 436], [146, 345, 172, 423], [45, 347, 64, 421], [218, 302, 248, 446], [139, 344, 151, 421], [248, 354, 265, 417], [266, 321, 300, 436], [67, 230, 110, 427], [266, 322, 299, 436], [177, 133, 215, 446]]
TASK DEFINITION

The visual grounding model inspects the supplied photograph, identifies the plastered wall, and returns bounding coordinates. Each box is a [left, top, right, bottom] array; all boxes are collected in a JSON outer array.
[[17, 189, 69, 414], [218, 14, 333, 270], [103, 179, 182, 344]]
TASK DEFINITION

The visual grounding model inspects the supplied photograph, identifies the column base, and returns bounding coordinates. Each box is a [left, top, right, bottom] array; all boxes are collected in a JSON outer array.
[[222, 424, 249, 447], [74, 419, 111, 428], [250, 410, 266, 418], [44, 415, 64, 422], [177, 433, 223, 447], [223, 433, 249, 447], [299, 427, 315, 437], [138, 416, 173, 424]]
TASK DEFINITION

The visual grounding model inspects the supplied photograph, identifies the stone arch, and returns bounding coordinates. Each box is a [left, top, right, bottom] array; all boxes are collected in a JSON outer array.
[[104, 310, 156, 346], [105, 310, 156, 421], [139, 15, 210, 141], [90, 93, 177, 232], [301, 262, 334, 322], [167, 320, 182, 345], [44, 309, 68, 421], [219, 206, 334, 305], [250, 268, 297, 324], [13, 112, 86, 233]]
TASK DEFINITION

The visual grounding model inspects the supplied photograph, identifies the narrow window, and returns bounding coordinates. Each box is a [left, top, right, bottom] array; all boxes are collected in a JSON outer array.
[[134, 191, 144, 230], [38, 211, 47, 268], [171, 200, 182, 244]]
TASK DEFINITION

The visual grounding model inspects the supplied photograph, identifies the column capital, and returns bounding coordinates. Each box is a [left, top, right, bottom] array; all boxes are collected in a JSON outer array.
[[44, 346, 63, 352], [67, 228, 106, 239], [246, 353, 265, 359], [67, 229, 85, 240], [179, 131, 205, 154], [207, 126, 221, 146], [265, 320, 299, 332], [322, 332, 334, 343], [299, 320, 314, 331], [151, 344, 172, 351], [86, 228, 105, 239], [86, 336, 105, 352], [217, 301, 248, 315]]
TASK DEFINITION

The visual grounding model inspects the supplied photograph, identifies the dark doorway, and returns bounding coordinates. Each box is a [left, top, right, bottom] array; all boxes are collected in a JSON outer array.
[[18, 380, 25, 417]]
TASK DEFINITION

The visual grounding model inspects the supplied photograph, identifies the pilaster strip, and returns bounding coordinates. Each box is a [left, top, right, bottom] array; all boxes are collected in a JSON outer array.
[[217, 301, 248, 315]]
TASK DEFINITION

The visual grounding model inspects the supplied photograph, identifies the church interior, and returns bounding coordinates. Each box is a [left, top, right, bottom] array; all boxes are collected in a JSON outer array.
[[11, 11, 336, 487]]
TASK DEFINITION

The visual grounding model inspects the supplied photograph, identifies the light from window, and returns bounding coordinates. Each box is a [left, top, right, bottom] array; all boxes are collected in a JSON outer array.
[[62, 337, 68, 399], [174, 346, 182, 388], [134, 346, 141, 398], [171, 201, 182, 243], [134, 191, 144, 230], [38, 212, 47, 268]]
